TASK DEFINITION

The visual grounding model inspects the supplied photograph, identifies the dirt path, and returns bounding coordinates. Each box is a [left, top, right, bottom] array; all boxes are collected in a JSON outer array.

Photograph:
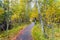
[[15, 22, 35, 40]]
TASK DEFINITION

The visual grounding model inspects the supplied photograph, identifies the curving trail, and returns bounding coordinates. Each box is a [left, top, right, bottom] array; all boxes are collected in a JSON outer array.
[[15, 22, 35, 40]]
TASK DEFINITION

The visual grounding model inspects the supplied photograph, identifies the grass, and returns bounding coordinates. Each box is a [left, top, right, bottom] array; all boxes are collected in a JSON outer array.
[[32, 23, 60, 40], [0, 23, 28, 40], [32, 23, 47, 40]]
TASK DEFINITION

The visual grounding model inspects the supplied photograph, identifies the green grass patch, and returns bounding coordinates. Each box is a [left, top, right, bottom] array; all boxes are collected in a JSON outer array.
[[32, 23, 47, 40], [32, 23, 60, 40]]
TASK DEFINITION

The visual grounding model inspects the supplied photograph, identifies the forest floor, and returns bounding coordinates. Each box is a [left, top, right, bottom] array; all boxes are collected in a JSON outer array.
[[0, 23, 29, 40], [0, 22, 60, 40], [32, 23, 60, 40], [12, 22, 35, 40]]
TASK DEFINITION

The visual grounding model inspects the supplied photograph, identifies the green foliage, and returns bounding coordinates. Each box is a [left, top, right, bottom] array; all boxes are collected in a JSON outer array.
[[32, 23, 47, 40], [32, 23, 60, 40], [0, 7, 4, 24], [0, 0, 60, 40], [0, 23, 27, 40]]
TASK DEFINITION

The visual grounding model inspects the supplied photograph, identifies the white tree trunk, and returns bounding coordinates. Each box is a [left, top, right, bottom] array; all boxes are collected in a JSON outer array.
[[35, 0, 45, 34]]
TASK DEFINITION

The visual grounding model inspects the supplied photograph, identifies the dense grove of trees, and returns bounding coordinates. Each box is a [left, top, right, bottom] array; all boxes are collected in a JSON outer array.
[[0, 0, 60, 39]]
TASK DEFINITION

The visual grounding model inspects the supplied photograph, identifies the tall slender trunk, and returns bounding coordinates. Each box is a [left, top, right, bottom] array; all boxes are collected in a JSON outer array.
[[25, 0, 31, 22], [4, 0, 10, 39], [35, 0, 45, 34]]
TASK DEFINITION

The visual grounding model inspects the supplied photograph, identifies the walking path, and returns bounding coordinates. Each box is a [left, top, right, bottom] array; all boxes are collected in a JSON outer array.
[[15, 22, 35, 40]]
